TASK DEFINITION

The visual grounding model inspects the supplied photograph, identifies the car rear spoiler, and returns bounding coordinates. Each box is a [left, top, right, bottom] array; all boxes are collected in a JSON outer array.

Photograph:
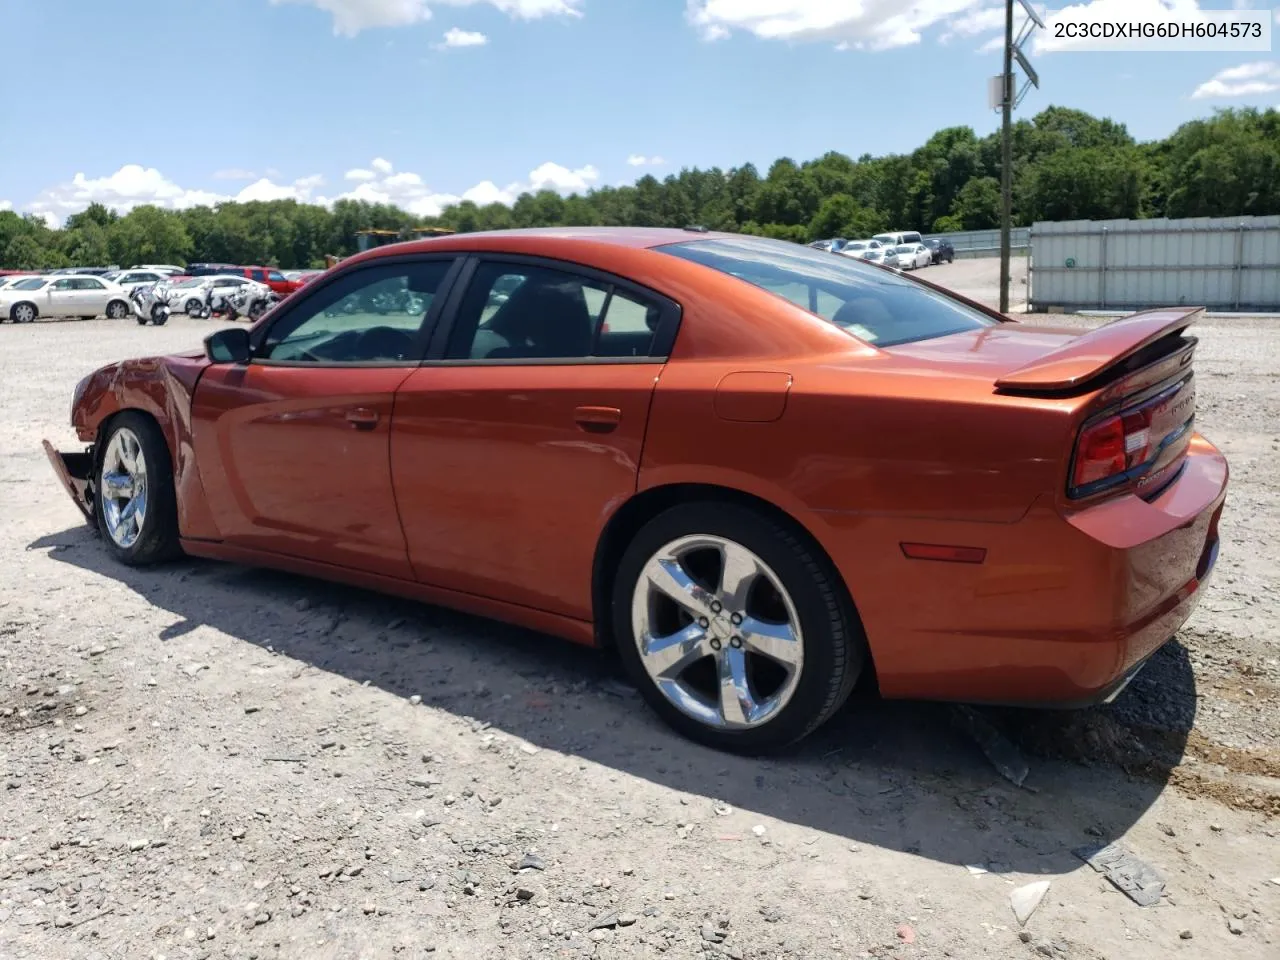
[[994, 306, 1203, 395]]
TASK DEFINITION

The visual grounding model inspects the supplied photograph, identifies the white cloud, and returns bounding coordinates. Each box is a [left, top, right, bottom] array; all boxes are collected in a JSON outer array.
[[270, 0, 582, 36], [330, 157, 598, 216], [686, 0, 985, 51], [940, 3, 1004, 42], [19, 154, 601, 225], [24, 165, 327, 225], [1192, 60, 1280, 98], [0, 200, 12, 212], [626, 154, 666, 167], [528, 161, 599, 192], [440, 26, 488, 46]]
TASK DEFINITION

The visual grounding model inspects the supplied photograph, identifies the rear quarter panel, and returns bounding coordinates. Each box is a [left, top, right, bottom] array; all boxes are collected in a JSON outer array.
[[73, 353, 220, 539]]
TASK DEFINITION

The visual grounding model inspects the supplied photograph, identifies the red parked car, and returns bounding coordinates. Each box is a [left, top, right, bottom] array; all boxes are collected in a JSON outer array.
[[241, 266, 303, 297], [44, 228, 1226, 753]]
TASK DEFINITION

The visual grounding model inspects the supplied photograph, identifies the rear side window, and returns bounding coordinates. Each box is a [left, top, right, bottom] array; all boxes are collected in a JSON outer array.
[[658, 236, 998, 347], [445, 262, 664, 361]]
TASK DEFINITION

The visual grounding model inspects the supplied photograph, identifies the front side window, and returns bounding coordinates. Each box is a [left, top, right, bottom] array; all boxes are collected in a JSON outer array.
[[268, 270, 286, 282], [657, 236, 999, 348], [260, 259, 454, 363], [77, 278, 106, 290], [445, 261, 663, 361]]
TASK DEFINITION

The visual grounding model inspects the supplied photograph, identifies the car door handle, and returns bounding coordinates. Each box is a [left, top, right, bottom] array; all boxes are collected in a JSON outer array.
[[345, 407, 379, 430], [574, 405, 622, 433]]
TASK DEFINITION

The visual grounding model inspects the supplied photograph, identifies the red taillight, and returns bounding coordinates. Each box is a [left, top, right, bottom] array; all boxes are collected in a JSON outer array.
[[1072, 415, 1126, 488], [1069, 378, 1191, 498]]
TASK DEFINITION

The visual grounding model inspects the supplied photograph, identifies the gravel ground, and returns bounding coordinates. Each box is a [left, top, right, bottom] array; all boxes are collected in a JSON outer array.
[[1, 307, 1277, 960]]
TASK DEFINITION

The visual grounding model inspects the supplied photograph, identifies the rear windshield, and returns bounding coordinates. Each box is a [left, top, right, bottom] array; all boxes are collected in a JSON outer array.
[[657, 236, 998, 347]]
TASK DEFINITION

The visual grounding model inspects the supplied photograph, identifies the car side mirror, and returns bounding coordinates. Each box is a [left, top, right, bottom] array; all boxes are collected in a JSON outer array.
[[205, 327, 252, 364]]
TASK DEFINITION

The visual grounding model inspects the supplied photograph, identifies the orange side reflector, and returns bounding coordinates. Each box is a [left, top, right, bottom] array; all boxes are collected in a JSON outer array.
[[900, 543, 987, 564]]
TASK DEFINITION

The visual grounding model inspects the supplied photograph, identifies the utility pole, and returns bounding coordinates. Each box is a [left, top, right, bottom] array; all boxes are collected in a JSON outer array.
[[999, 0, 1014, 314], [996, 0, 1042, 315]]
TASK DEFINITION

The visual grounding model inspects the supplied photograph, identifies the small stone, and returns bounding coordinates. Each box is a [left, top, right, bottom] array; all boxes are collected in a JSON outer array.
[[1227, 918, 1244, 935], [714, 804, 733, 816], [88, 645, 106, 656], [346, 865, 363, 878], [590, 912, 620, 930], [231, 827, 247, 840], [896, 924, 915, 944], [1019, 931, 1033, 943], [363, 902, 376, 915], [518, 853, 546, 871], [589, 929, 608, 943], [751, 825, 766, 837], [700, 923, 726, 944], [244, 706, 261, 715], [621, 865, 634, 876], [1209, 823, 1223, 833], [295, 597, 313, 611], [54, 915, 72, 928], [617, 913, 637, 927], [128, 839, 148, 852], [252, 912, 270, 926], [1158, 823, 1176, 837], [408, 695, 421, 705], [1179, 929, 1193, 940], [74, 706, 88, 717], [516, 888, 536, 902]]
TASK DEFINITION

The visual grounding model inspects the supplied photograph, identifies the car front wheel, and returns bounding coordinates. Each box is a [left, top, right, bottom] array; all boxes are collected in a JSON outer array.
[[106, 300, 129, 320], [95, 413, 182, 566], [613, 502, 864, 753]]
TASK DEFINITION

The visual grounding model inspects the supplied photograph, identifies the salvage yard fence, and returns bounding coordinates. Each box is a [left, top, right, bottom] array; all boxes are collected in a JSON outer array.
[[922, 226, 1029, 259], [1027, 215, 1280, 313]]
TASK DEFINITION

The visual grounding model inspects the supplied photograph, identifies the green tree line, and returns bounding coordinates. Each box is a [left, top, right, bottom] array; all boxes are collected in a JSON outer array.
[[3, 106, 1276, 271]]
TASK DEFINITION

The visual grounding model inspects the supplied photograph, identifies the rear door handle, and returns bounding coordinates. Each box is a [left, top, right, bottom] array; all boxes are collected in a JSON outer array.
[[574, 405, 622, 433], [345, 407, 379, 430]]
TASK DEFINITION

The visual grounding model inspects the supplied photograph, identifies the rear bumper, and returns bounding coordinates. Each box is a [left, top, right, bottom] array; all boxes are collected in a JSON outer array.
[[825, 434, 1227, 706], [43, 440, 95, 522]]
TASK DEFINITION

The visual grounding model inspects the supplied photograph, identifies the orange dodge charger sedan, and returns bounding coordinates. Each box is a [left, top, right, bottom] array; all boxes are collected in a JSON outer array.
[[45, 228, 1227, 753]]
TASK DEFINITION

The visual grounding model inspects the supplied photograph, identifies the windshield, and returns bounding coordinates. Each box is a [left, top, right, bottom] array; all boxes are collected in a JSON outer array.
[[11, 278, 48, 290], [657, 236, 999, 347], [845, 242, 867, 251]]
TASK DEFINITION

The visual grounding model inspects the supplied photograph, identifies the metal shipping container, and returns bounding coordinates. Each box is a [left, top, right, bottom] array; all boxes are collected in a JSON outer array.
[[1029, 216, 1280, 312]]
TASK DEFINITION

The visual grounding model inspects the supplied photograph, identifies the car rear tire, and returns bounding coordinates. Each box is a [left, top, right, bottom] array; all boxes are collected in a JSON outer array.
[[185, 299, 203, 317], [11, 302, 36, 323], [95, 413, 182, 567], [612, 501, 864, 754], [106, 300, 129, 320]]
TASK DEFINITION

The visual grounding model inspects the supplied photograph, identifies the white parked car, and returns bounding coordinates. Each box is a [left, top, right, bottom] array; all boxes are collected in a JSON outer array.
[[160, 274, 262, 316], [136, 264, 185, 275], [103, 269, 174, 293], [894, 243, 932, 270], [0, 274, 132, 323], [837, 239, 884, 260], [860, 247, 894, 269]]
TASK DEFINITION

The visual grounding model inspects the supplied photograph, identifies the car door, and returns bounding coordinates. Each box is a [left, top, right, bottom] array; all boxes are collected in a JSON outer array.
[[391, 256, 681, 621], [190, 256, 462, 579], [76, 277, 110, 314], [46, 278, 78, 315]]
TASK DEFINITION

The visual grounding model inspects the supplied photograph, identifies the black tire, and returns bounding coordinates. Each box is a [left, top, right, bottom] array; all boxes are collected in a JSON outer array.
[[106, 300, 129, 320], [611, 501, 865, 754], [185, 299, 203, 317], [152, 306, 168, 326], [10, 302, 37, 323], [135, 315, 148, 325], [95, 412, 182, 566]]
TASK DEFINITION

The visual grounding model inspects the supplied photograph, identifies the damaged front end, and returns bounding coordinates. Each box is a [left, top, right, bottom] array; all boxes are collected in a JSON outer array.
[[42, 439, 96, 524]]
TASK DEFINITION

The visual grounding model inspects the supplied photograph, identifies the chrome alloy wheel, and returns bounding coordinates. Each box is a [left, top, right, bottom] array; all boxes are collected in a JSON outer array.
[[100, 427, 148, 549], [631, 534, 804, 730]]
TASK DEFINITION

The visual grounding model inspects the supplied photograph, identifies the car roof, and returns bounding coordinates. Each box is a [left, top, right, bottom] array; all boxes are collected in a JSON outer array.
[[350, 226, 740, 260]]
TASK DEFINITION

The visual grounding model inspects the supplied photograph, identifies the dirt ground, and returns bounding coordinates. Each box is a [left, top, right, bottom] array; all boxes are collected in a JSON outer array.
[[1, 300, 1277, 960]]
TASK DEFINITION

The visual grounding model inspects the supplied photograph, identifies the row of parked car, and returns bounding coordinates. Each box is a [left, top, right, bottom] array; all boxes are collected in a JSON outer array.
[[0, 262, 325, 324], [809, 231, 956, 271]]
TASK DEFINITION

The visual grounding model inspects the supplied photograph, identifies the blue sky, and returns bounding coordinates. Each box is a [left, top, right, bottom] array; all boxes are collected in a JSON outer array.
[[0, 0, 1276, 225]]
